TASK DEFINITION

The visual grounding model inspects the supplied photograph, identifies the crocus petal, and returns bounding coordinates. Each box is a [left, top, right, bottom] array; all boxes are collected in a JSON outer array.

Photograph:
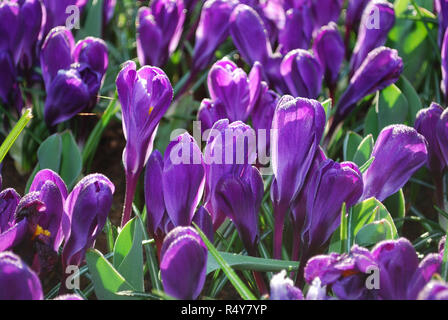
[[362, 125, 428, 202], [192, 206, 214, 242], [62, 174, 114, 267], [73, 37, 108, 76], [163, 133, 205, 227], [280, 49, 323, 99], [437, 108, 448, 168], [418, 281, 448, 300], [415, 103, 445, 173], [270, 270, 304, 300], [279, 6, 313, 54], [229, 4, 272, 66], [0, 52, 17, 104], [40, 26, 75, 90], [442, 28, 448, 102], [144, 150, 166, 237], [0, 188, 20, 234], [0, 251, 43, 300], [160, 226, 207, 300]]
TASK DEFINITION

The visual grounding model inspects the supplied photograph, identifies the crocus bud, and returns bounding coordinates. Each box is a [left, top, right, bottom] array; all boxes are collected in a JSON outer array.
[[271, 96, 325, 259], [0, 189, 20, 233], [270, 270, 304, 300], [280, 49, 323, 99], [302, 160, 363, 253], [103, 0, 116, 25], [346, 0, 371, 34], [278, 5, 313, 54], [229, 4, 273, 66], [436, 0, 448, 45], [372, 238, 440, 300], [192, 0, 238, 72], [442, 28, 448, 103], [137, 0, 185, 67], [333, 47, 403, 127], [145, 150, 167, 239], [418, 281, 448, 300], [40, 27, 75, 90], [313, 22, 345, 92], [0, 1, 19, 54], [350, 1, 395, 73], [163, 133, 205, 227], [160, 226, 208, 300], [415, 103, 446, 174], [117, 61, 173, 226], [0, 251, 43, 300], [62, 174, 114, 268], [203, 120, 257, 228], [361, 125, 428, 202], [207, 58, 262, 123], [304, 246, 378, 300], [215, 166, 263, 255], [43, 69, 90, 127]]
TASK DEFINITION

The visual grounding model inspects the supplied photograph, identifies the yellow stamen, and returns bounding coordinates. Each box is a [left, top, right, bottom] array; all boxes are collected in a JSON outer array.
[[149, 106, 154, 115], [32, 225, 51, 240]]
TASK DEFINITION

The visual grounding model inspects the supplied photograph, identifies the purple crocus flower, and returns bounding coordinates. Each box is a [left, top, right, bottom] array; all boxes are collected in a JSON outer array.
[[203, 119, 257, 229], [442, 28, 448, 103], [61, 174, 114, 272], [192, 0, 238, 73], [280, 49, 323, 99], [436, 0, 448, 45], [270, 96, 325, 259], [116, 61, 173, 227], [302, 160, 363, 255], [0, 251, 43, 300], [278, 4, 313, 54], [197, 99, 227, 134], [229, 4, 273, 67], [309, 0, 343, 30], [437, 107, 448, 169], [160, 226, 208, 300], [270, 270, 304, 300], [205, 58, 262, 125], [372, 238, 441, 300], [418, 281, 448, 300], [304, 246, 378, 300], [332, 47, 403, 130], [103, 0, 116, 25], [361, 125, 428, 202], [40, 27, 108, 126], [349, 0, 395, 74], [0, 189, 20, 234], [313, 22, 345, 97], [415, 103, 446, 175], [162, 133, 205, 227], [215, 166, 263, 256], [137, 0, 185, 67], [192, 206, 214, 242], [0, 51, 16, 105]]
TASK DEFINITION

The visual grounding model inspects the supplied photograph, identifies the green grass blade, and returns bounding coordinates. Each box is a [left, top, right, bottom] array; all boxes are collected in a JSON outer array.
[[0, 108, 33, 163]]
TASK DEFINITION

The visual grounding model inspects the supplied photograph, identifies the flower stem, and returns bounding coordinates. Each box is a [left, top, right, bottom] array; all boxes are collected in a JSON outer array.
[[273, 202, 288, 260], [121, 172, 139, 228]]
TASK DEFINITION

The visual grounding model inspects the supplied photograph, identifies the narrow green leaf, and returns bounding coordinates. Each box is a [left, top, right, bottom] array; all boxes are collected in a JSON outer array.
[[376, 85, 409, 131], [37, 134, 62, 172], [60, 131, 82, 189], [353, 134, 374, 167], [359, 156, 375, 173], [355, 219, 394, 247], [343, 131, 363, 162], [77, 0, 104, 39], [193, 223, 257, 300], [0, 108, 33, 163]]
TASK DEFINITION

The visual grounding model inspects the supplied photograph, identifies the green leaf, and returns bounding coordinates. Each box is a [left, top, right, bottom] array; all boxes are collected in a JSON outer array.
[[364, 106, 379, 139], [375, 85, 409, 130], [86, 249, 136, 300], [384, 189, 406, 230], [37, 134, 62, 172], [352, 134, 374, 167], [193, 223, 257, 300], [0, 108, 33, 164], [113, 218, 144, 291], [348, 198, 398, 248], [321, 98, 332, 122], [343, 131, 363, 162], [359, 156, 375, 174], [340, 203, 348, 253], [396, 76, 423, 125], [60, 131, 82, 189], [206, 252, 299, 274], [395, 0, 410, 15], [355, 219, 394, 247], [77, 0, 104, 39]]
